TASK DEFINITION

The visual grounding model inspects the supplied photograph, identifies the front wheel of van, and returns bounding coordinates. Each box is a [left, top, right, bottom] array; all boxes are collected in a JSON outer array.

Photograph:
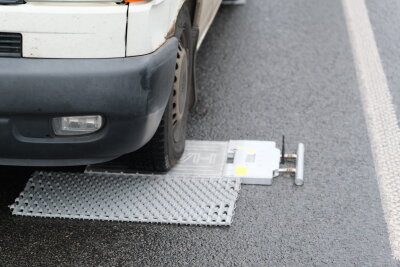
[[126, 3, 193, 172]]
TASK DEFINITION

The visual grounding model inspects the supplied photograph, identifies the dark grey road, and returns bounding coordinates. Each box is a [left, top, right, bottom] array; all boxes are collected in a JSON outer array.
[[1, 0, 399, 266]]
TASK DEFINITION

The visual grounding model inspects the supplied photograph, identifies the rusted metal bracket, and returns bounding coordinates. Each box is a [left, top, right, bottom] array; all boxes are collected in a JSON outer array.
[[279, 142, 305, 186]]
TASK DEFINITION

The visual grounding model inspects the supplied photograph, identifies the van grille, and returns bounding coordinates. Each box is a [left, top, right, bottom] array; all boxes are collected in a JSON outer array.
[[0, 0, 24, 3], [0, 33, 22, 58]]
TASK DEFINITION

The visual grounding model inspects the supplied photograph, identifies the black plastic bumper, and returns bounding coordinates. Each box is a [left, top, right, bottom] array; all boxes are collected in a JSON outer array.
[[0, 38, 178, 166]]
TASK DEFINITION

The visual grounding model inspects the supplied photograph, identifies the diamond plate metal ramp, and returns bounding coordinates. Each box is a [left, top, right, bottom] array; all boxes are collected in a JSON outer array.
[[10, 140, 304, 225], [10, 172, 241, 226]]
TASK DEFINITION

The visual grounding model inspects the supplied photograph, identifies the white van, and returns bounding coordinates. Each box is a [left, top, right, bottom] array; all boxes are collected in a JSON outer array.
[[0, 0, 221, 171]]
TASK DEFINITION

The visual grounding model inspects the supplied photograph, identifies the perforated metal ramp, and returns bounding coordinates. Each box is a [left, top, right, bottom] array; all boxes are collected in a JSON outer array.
[[10, 172, 241, 226], [10, 140, 304, 226]]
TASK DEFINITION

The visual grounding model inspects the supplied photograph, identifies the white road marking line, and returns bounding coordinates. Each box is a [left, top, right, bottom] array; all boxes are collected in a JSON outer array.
[[342, 0, 400, 259]]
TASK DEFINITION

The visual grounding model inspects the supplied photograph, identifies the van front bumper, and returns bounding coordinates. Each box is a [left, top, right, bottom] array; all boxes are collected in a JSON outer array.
[[0, 38, 178, 166]]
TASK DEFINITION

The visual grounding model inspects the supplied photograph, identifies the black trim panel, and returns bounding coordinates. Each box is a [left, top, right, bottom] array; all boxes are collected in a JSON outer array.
[[0, 32, 22, 58], [0, 38, 179, 166]]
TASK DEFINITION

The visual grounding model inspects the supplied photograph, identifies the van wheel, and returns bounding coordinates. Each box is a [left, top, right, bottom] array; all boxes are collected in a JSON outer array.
[[126, 3, 193, 172]]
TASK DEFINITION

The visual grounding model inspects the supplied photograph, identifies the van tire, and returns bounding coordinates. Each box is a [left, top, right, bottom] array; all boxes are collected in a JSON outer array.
[[125, 3, 193, 172]]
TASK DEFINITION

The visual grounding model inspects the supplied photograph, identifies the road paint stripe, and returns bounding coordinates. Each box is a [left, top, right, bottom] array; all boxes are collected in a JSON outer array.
[[342, 0, 400, 259]]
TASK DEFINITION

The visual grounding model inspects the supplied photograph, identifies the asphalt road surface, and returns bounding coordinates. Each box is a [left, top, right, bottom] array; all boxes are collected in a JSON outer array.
[[1, 0, 400, 266]]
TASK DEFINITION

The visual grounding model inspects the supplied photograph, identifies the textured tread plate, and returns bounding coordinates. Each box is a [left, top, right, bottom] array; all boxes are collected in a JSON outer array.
[[10, 172, 241, 226]]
